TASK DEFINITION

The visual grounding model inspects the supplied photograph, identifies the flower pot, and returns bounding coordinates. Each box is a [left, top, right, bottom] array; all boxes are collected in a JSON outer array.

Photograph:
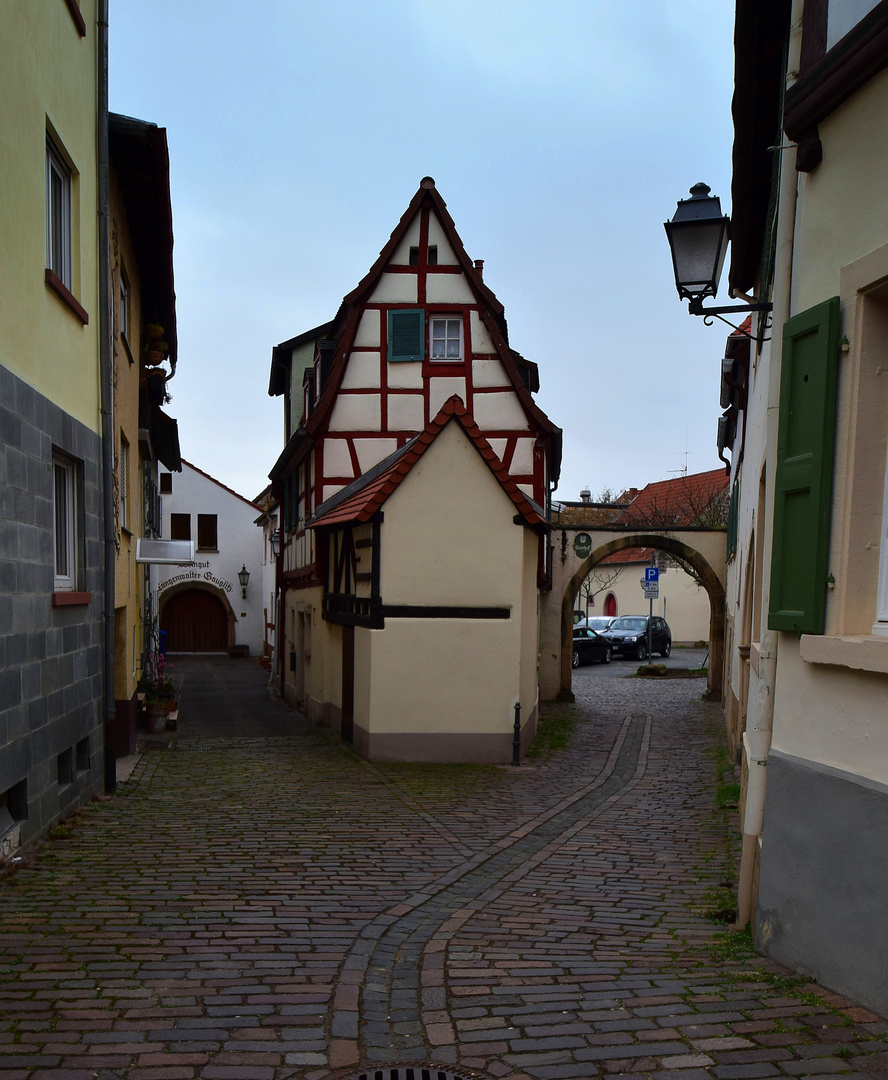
[[145, 705, 168, 734]]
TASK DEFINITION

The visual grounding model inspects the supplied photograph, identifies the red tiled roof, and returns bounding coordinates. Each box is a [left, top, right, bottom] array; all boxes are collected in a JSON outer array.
[[599, 546, 654, 566], [308, 396, 548, 532], [614, 468, 729, 528]]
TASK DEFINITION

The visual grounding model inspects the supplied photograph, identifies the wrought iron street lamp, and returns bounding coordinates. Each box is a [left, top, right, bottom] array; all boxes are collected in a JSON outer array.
[[269, 530, 280, 560], [664, 182, 771, 330], [238, 564, 250, 599]]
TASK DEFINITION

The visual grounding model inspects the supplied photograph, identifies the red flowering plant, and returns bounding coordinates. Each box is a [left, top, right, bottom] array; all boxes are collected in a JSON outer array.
[[139, 650, 176, 707]]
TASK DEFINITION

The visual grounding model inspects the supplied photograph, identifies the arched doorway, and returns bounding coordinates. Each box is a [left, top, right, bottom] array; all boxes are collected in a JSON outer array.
[[558, 533, 725, 701], [160, 587, 231, 652], [604, 593, 617, 617]]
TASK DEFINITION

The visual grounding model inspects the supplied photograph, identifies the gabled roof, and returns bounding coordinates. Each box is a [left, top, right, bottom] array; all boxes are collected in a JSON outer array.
[[268, 319, 335, 397], [613, 469, 730, 528], [308, 396, 548, 533], [179, 459, 262, 510], [269, 178, 561, 482]]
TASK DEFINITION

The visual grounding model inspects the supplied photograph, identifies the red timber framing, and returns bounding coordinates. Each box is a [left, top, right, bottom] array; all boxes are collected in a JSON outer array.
[[268, 176, 562, 603]]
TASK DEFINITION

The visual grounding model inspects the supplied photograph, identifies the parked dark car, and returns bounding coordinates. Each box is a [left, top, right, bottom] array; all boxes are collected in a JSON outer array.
[[572, 627, 613, 668], [604, 615, 672, 660]]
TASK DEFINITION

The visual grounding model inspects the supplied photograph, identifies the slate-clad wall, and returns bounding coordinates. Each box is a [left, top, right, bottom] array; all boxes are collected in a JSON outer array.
[[0, 365, 105, 847], [755, 749, 888, 1017]]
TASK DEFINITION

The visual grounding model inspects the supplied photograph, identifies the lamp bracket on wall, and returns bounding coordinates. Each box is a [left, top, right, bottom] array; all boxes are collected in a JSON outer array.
[[688, 299, 773, 342]]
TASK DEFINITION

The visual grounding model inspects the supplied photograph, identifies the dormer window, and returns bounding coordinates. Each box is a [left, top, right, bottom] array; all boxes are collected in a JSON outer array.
[[430, 316, 462, 361], [408, 245, 437, 266]]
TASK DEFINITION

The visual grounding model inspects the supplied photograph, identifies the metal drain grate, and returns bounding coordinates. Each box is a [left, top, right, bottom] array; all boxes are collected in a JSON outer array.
[[345, 1069, 478, 1080]]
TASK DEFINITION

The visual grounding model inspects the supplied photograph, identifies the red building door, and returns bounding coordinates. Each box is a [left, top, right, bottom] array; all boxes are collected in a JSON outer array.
[[161, 589, 228, 652], [605, 593, 617, 617]]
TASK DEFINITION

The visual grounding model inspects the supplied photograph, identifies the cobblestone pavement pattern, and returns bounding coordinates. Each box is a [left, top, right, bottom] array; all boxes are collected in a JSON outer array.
[[1, 657, 885, 1080]]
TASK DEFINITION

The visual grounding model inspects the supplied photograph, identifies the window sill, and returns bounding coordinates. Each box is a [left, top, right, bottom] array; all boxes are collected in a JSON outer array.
[[52, 591, 93, 607], [800, 634, 888, 675], [46, 269, 89, 325]]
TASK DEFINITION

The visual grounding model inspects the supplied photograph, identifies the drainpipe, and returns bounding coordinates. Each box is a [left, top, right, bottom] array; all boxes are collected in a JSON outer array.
[[735, 0, 802, 927], [97, 0, 116, 792]]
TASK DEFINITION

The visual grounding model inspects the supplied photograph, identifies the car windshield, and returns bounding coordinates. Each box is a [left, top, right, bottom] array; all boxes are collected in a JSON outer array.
[[611, 617, 646, 631]]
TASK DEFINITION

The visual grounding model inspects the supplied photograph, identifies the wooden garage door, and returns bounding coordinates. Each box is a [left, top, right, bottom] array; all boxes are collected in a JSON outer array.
[[161, 589, 228, 652]]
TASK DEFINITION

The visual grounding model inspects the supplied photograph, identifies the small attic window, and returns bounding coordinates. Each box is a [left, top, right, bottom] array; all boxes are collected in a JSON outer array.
[[408, 245, 437, 266]]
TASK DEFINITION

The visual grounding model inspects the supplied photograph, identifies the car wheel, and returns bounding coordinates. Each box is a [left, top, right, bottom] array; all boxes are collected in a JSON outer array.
[[603, 646, 612, 664], [572, 649, 580, 669], [661, 640, 672, 658], [635, 640, 648, 661]]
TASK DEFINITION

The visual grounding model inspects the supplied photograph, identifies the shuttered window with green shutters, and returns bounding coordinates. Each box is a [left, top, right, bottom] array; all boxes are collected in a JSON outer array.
[[388, 309, 424, 362], [768, 296, 840, 634]]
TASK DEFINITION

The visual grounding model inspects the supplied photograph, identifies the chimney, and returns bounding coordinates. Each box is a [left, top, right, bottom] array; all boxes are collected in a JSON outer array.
[[474, 259, 484, 280], [580, 487, 591, 503]]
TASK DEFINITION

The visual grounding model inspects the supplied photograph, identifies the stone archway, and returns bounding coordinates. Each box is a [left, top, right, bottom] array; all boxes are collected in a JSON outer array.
[[557, 533, 725, 701], [159, 582, 237, 652]]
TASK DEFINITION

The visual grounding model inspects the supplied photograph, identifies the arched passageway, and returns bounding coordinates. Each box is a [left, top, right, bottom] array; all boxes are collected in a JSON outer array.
[[160, 584, 235, 652], [551, 532, 726, 702]]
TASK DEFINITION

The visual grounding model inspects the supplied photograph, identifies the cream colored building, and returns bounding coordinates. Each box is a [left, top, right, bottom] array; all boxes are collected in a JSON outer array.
[[268, 178, 561, 761], [694, 0, 888, 1017]]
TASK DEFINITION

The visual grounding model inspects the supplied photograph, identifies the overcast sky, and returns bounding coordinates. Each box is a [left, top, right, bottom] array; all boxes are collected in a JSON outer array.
[[110, 1, 737, 504]]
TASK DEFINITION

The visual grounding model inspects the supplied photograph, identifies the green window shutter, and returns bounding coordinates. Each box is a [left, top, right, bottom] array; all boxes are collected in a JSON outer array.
[[768, 296, 840, 634], [388, 309, 424, 362]]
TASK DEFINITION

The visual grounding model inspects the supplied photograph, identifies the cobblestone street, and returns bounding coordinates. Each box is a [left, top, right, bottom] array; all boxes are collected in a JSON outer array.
[[1, 659, 885, 1080]]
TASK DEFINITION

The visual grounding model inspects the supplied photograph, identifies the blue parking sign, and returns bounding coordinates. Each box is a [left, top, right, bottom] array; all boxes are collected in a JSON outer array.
[[644, 567, 660, 583]]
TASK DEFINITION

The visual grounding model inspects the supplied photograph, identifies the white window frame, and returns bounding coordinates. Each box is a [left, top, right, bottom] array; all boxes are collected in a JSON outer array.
[[46, 138, 72, 288], [53, 453, 77, 591], [430, 315, 463, 361]]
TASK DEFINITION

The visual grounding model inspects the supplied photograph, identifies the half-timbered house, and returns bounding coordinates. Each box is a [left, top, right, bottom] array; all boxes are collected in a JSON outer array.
[[268, 177, 561, 761]]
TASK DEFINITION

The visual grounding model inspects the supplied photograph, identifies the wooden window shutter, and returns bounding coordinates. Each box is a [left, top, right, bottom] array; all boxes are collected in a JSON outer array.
[[388, 309, 424, 362], [768, 296, 840, 634]]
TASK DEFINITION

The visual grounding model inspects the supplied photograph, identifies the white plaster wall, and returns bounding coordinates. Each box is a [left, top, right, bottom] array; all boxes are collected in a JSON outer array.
[[427, 216, 459, 264], [354, 310, 381, 347], [472, 392, 530, 431], [390, 216, 422, 264], [157, 463, 264, 654], [827, 0, 880, 47], [388, 362, 423, 389], [380, 419, 525, 607], [388, 394, 424, 432], [429, 377, 466, 417], [470, 312, 496, 354], [323, 439, 354, 479], [771, 637, 888, 783], [342, 351, 381, 389], [510, 438, 536, 475], [473, 358, 509, 386], [328, 394, 381, 431], [596, 564, 712, 643], [354, 437, 399, 474], [793, 67, 888, 312], [488, 438, 508, 462], [426, 272, 475, 304], [369, 274, 417, 304]]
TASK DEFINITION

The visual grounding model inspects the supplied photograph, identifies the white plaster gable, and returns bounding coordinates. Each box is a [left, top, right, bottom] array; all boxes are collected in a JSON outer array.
[[322, 484, 346, 503], [473, 359, 510, 387], [487, 438, 508, 462], [472, 391, 530, 431], [342, 351, 381, 390], [328, 393, 381, 431], [323, 439, 354, 479], [470, 311, 496, 354], [517, 482, 534, 499], [426, 272, 476, 304], [369, 274, 417, 304], [388, 361, 423, 389], [429, 377, 466, 418], [354, 437, 399, 474], [390, 214, 422, 264], [510, 438, 535, 475], [427, 215, 459, 264], [354, 310, 381, 347], [388, 393, 424, 432]]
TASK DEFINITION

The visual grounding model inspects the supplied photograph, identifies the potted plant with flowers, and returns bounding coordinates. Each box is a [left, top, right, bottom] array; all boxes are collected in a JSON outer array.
[[141, 651, 177, 733]]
